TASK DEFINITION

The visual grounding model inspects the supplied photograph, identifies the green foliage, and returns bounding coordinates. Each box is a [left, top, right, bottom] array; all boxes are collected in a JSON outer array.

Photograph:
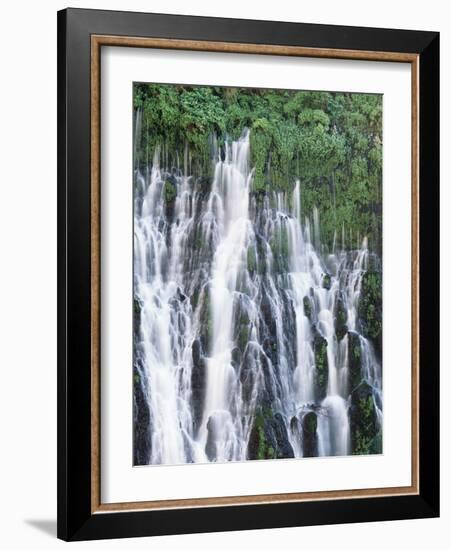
[[250, 118, 273, 190], [134, 84, 382, 251], [353, 429, 372, 455], [358, 270, 383, 341], [350, 383, 380, 455], [164, 179, 177, 204]]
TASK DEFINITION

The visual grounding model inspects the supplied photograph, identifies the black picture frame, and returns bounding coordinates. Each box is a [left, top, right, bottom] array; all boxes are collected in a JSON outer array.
[[57, 7, 439, 541]]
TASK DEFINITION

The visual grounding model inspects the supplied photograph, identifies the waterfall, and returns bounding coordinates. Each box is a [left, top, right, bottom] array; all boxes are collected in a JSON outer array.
[[133, 129, 382, 465]]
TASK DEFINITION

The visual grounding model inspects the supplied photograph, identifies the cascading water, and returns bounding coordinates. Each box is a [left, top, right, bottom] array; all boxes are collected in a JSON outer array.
[[133, 128, 383, 466]]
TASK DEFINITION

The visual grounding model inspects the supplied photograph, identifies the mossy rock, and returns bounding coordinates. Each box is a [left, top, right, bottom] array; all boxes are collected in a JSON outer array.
[[348, 331, 363, 391], [133, 364, 151, 465], [247, 246, 257, 275], [322, 272, 332, 290], [313, 334, 329, 400], [303, 295, 313, 321], [334, 292, 348, 341], [260, 294, 277, 335], [198, 288, 213, 353], [262, 336, 278, 368], [269, 224, 290, 273], [191, 339, 206, 432], [231, 346, 242, 369], [233, 303, 251, 353], [349, 382, 380, 455], [163, 176, 177, 219], [197, 175, 214, 198], [358, 269, 382, 354], [302, 411, 318, 457], [239, 347, 259, 403], [133, 297, 142, 344], [248, 409, 294, 460]]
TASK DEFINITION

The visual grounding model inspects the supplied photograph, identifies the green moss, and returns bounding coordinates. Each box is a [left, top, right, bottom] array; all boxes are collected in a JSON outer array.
[[253, 410, 269, 460], [250, 407, 277, 460], [359, 395, 374, 422]]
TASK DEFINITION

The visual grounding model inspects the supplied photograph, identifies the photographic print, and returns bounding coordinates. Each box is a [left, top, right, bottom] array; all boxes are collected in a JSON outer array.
[[132, 83, 383, 466]]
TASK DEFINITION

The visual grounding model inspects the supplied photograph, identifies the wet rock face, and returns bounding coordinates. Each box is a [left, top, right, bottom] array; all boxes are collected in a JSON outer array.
[[270, 224, 290, 274], [260, 293, 277, 336], [334, 292, 348, 341], [313, 334, 329, 400], [198, 288, 213, 354], [205, 416, 217, 461], [322, 272, 332, 290], [233, 299, 251, 354], [133, 364, 152, 465], [272, 413, 296, 458], [164, 175, 178, 221], [302, 411, 318, 457], [133, 300, 151, 465], [348, 331, 363, 392], [247, 246, 257, 275], [358, 269, 382, 356], [349, 382, 381, 455], [303, 295, 313, 321], [247, 409, 295, 460], [239, 347, 259, 403], [133, 297, 142, 345], [191, 339, 206, 432]]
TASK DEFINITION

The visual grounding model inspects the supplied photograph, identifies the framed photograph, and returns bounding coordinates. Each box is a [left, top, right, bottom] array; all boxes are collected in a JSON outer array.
[[57, 8, 439, 541]]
